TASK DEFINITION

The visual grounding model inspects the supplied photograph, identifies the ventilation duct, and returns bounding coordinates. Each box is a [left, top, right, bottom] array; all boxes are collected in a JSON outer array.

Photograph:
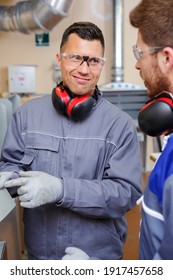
[[100, 0, 145, 90], [0, 0, 74, 34], [112, 0, 123, 84]]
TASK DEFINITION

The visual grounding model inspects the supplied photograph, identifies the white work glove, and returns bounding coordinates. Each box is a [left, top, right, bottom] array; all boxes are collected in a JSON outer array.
[[62, 247, 89, 260], [4, 171, 63, 208], [0, 171, 17, 189]]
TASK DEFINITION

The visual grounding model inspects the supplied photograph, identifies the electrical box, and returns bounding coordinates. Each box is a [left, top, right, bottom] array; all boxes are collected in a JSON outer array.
[[8, 65, 36, 94]]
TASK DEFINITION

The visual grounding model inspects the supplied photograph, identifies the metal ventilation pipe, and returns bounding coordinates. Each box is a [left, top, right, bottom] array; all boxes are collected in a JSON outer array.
[[112, 0, 124, 83], [0, 0, 74, 34], [100, 0, 145, 90]]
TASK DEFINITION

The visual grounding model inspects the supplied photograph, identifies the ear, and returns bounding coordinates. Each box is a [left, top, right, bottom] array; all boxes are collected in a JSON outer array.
[[56, 53, 61, 69], [161, 47, 173, 72]]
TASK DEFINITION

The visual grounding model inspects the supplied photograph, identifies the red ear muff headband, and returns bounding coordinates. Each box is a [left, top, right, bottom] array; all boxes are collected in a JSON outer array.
[[138, 91, 173, 136], [52, 83, 97, 121]]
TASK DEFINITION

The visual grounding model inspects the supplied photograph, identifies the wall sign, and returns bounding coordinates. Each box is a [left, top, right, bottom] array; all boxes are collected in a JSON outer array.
[[35, 33, 49, 47]]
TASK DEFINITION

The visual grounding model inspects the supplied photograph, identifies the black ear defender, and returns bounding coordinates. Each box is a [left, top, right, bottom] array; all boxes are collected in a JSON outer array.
[[138, 91, 173, 136], [52, 82, 99, 121]]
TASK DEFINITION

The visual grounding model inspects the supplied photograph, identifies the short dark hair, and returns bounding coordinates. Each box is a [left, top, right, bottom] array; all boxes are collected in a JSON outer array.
[[129, 0, 173, 47], [60, 21, 105, 54]]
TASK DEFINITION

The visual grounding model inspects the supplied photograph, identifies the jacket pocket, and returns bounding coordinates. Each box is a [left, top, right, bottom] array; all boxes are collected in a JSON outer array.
[[20, 132, 60, 175]]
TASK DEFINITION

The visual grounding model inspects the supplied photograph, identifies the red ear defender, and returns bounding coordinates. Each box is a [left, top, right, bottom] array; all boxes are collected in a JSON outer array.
[[52, 83, 97, 121], [138, 91, 173, 136], [52, 86, 71, 114], [66, 94, 95, 120]]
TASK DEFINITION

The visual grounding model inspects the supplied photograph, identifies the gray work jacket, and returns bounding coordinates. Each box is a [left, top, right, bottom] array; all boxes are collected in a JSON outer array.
[[0, 93, 142, 259]]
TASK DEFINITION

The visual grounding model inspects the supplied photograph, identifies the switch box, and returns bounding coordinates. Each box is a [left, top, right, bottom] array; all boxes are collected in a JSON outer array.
[[8, 65, 36, 94]]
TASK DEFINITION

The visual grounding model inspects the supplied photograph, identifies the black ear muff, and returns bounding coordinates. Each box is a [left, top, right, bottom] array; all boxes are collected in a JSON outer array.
[[52, 86, 71, 114], [52, 83, 97, 121], [66, 94, 95, 121], [138, 91, 173, 136]]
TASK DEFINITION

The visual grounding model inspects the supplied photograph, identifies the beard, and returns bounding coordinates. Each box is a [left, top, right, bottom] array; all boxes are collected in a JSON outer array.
[[141, 63, 171, 98]]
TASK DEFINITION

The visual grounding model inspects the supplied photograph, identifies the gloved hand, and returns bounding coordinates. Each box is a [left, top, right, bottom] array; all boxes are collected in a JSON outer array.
[[62, 247, 89, 260], [0, 171, 16, 189], [4, 171, 63, 208]]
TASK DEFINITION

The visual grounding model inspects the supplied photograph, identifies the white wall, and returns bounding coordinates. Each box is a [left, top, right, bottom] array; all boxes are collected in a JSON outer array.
[[0, 0, 142, 94]]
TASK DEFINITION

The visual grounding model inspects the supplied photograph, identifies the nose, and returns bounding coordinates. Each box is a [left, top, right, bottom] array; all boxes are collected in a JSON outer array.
[[78, 60, 90, 73], [135, 61, 140, 70]]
